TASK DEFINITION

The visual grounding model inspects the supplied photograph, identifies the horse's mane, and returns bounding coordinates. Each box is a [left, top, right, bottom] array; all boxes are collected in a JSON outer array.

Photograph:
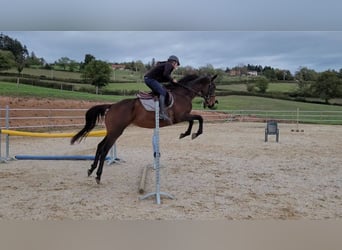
[[165, 74, 200, 90], [178, 74, 200, 84]]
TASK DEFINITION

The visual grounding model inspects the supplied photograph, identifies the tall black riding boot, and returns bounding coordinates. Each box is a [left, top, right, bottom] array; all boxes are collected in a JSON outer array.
[[159, 95, 172, 123]]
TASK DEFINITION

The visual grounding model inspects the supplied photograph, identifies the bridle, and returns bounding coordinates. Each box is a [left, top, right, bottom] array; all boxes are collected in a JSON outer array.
[[204, 82, 216, 103], [179, 78, 216, 104]]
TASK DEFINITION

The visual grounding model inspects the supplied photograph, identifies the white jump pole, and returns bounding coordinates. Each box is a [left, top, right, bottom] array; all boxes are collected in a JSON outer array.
[[140, 97, 174, 204], [0, 131, 5, 163]]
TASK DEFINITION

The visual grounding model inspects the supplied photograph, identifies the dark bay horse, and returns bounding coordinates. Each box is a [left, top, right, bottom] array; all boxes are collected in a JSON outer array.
[[71, 74, 218, 183]]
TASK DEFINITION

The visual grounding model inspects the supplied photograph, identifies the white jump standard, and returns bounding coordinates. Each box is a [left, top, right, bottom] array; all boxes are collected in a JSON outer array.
[[140, 97, 174, 204]]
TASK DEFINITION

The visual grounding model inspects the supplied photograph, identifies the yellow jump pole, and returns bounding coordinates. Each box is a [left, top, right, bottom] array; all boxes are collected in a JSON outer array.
[[0, 129, 106, 138]]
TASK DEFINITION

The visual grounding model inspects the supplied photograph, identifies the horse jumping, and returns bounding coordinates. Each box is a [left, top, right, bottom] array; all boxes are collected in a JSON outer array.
[[71, 74, 218, 183]]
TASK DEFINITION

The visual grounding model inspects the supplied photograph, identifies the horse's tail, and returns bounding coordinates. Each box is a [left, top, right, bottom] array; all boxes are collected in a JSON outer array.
[[70, 104, 112, 144]]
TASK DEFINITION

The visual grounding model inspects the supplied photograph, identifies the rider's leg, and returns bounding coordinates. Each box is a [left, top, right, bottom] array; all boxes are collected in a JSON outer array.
[[144, 77, 163, 95], [144, 77, 171, 122], [159, 94, 171, 122]]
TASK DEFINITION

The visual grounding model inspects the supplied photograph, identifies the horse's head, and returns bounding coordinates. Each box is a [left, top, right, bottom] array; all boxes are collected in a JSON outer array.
[[202, 74, 218, 109], [176, 74, 218, 109]]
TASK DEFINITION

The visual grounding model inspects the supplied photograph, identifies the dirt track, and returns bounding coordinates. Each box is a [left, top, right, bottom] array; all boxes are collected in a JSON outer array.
[[1, 120, 341, 220]]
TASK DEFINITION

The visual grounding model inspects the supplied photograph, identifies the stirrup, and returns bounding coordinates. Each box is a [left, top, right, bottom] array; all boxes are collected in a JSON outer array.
[[159, 112, 168, 120], [159, 112, 172, 123]]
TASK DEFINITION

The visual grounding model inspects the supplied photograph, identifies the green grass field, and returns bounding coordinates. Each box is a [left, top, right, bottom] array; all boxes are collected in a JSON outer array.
[[215, 95, 342, 124], [215, 95, 342, 111], [2, 81, 342, 111], [0, 82, 127, 102], [217, 82, 298, 93], [4, 67, 143, 82]]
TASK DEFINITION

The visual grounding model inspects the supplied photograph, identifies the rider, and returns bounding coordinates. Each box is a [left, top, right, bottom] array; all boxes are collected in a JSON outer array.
[[144, 55, 180, 122]]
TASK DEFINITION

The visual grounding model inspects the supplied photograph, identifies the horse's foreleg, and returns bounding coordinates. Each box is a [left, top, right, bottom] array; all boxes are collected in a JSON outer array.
[[191, 115, 203, 139], [179, 120, 194, 139], [88, 136, 107, 177], [179, 114, 204, 139]]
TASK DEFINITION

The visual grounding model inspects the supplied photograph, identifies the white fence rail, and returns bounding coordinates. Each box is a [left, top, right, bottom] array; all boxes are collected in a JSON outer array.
[[0, 106, 88, 130], [203, 109, 342, 125]]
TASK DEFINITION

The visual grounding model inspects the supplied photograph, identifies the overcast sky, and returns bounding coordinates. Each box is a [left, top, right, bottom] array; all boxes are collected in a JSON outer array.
[[3, 31, 342, 74], [1, 0, 341, 30], [1, 1, 342, 74]]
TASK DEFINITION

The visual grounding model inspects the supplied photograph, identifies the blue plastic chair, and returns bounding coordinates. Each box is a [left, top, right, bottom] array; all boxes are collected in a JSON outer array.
[[265, 120, 279, 142]]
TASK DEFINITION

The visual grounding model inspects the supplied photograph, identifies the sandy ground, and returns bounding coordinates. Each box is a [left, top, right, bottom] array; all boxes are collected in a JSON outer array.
[[1, 120, 341, 220]]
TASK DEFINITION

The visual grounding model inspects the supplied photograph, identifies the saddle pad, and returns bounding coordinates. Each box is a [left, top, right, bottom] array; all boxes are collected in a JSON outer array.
[[139, 99, 156, 111], [137, 92, 174, 111]]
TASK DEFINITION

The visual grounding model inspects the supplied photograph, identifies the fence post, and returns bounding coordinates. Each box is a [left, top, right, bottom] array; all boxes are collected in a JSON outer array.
[[296, 107, 299, 130]]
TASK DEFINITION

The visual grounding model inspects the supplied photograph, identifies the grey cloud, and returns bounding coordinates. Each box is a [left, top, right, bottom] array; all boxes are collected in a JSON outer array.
[[3, 31, 342, 73]]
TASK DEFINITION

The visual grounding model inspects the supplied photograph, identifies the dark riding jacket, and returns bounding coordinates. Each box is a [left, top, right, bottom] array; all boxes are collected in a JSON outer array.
[[144, 61, 176, 84]]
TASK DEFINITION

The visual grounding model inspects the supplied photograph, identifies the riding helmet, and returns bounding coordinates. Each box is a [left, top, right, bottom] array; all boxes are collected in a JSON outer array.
[[168, 55, 180, 66]]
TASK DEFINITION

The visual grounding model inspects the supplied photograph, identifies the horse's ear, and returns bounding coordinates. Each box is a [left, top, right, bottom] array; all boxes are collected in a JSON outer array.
[[211, 74, 218, 81]]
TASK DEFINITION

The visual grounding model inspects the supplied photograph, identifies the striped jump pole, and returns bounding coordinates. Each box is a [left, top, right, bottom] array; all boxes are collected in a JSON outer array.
[[140, 97, 174, 204]]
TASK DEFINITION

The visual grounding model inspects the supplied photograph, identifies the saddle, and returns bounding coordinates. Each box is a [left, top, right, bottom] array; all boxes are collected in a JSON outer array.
[[137, 91, 174, 111]]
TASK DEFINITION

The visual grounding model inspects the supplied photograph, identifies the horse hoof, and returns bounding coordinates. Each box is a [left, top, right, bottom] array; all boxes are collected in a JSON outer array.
[[95, 177, 101, 184], [87, 169, 92, 177], [179, 133, 185, 139], [191, 133, 198, 139]]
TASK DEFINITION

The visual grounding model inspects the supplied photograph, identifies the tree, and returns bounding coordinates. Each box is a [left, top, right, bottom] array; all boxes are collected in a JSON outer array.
[[0, 50, 15, 71], [26, 51, 45, 67], [55, 57, 70, 70], [0, 33, 29, 84], [80, 54, 96, 70], [262, 66, 276, 80], [199, 64, 216, 76], [255, 76, 269, 93], [68, 59, 79, 72], [82, 60, 112, 94], [311, 70, 342, 103], [294, 67, 318, 82], [338, 68, 342, 79], [294, 67, 318, 97], [134, 60, 146, 72], [247, 64, 263, 73], [275, 69, 293, 81]]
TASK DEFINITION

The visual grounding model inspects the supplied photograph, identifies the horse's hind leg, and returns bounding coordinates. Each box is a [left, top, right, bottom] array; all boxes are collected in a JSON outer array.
[[88, 136, 107, 177], [179, 120, 194, 139], [95, 137, 116, 184]]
